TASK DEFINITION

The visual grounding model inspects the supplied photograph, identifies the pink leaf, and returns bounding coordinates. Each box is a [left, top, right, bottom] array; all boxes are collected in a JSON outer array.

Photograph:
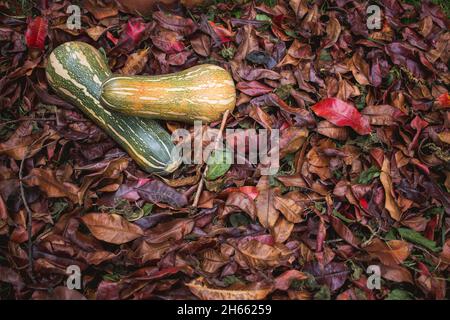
[[311, 98, 372, 135], [411, 115, 428, 131], [25, 16, 48, 50], [122, 19, 146, 45]]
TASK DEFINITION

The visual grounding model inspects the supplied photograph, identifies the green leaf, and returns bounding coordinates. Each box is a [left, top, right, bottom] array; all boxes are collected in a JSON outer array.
[[357, 166, 380, 184], [397, 228, 440, 252], [385, 289, 414, 300], [223, 275, 244, 286], [229, 213, 251, 227], [51, 200, 69, 219], [256, 14, 272, 22], [319, 50, 332, 62], [333, 210, 356, 223], [314, 285, 331, 300], [206, 148, 232, 180]]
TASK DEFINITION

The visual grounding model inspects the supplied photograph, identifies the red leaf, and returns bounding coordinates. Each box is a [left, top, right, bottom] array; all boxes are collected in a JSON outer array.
[[123, 19, 146, 45], [222, 186, 259, 200], [436, 92, 450, 107], [411, 115, 428, 131], [274, 270, 308, 290], [25, 16, 48, 50], [359, 198, 369, 210], [208, 21, 233, 43], [236, 81, 273, 97], [106, 31, 119, 45], [311, 98, 372, 135], [424, 215, 438, 240]]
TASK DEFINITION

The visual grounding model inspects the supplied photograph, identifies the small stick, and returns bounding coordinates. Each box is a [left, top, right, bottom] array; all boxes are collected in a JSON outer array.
[[19, 147, 35, 282], [18, 135, 52, 281], [192, 110, 230, 207]]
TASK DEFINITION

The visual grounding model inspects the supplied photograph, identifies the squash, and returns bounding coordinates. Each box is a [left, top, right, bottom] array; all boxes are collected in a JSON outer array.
[[46, 41, 180, 174], [99, 64, 236, 123]]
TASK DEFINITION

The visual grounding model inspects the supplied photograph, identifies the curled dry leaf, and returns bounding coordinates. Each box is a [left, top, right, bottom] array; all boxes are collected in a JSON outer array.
[[120, 48, 149, 75], [186, 277, 273, 300], [380, 158, 402, 221], [81, 213, 144, 244]]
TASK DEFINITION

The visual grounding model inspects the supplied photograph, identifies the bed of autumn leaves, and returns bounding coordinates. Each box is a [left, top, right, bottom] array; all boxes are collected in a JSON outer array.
[[0, 0, 449, 300]]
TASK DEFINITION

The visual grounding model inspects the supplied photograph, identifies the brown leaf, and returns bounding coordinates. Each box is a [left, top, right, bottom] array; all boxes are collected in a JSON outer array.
[[380, 264, 414, 284], [85, 26, 106, 41], [190, 33, 211, 57], [133, 240, 173, 263], [255, 181, 279, 228], [274, 270, 308, 290], [222, 192, 257, 220], [316, 120, 349, 141], [380, 158, 402, 221], [186, 277, 272, 300], [348, 52, 370, 85], [324, 17, 341, 48], [273, 195, 303, 223], [145, 218, 194, 243], [330, 215, 360, 248], [0, 123, 56, 160], [24, 168, 79, 204], [289, 0, 308, 19], [120, 48, 149, 75], [81, 213, 144, 244], [272, 216, 294, 243], [237, 239, 288, 269], [363, 238, 410, 266], [84, 0, 118, 20]]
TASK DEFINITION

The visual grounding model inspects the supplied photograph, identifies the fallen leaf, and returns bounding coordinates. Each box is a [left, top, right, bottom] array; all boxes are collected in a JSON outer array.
[[25, 16, 48, 50], [363, 238, 410, 266], [186, 277, 272, 300], [81, 213, 144, 244], [380, 158, 402, 221], [311, 98, 372, 135]]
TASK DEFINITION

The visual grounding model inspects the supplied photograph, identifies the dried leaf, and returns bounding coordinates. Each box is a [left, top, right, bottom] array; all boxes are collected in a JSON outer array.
[[81, 213, 144, 244], [186, 277, 272, 300]]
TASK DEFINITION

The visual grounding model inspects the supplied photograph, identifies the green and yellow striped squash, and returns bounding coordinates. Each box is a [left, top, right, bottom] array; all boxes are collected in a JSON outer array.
[[99, 64, 236, 123], [46, 41, 180, 174]]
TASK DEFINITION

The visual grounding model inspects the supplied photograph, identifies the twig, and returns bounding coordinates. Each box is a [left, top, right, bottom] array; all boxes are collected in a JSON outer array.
[[0, 117, 57, 128], [192, 110, 230, 207], [18, 136, 51, 282]]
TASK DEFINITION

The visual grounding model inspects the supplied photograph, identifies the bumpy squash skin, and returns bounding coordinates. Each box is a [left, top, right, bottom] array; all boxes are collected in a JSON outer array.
[[46, 42, 180, 174], [99, 64, 236, 123]]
